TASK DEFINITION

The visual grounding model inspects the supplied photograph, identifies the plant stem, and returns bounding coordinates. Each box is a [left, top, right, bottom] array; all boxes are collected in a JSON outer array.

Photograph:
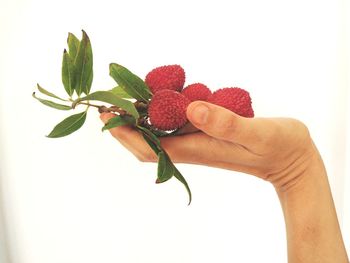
[[77, 101, 100, 108], [74, 101, 126, 115], [74, 100, 148, 116]]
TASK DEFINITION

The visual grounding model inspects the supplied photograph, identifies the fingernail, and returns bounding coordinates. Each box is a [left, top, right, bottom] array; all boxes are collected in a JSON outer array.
[[191, 104, 209, 124], [100, 113, 114, 124], [100, 113, 108, 124]]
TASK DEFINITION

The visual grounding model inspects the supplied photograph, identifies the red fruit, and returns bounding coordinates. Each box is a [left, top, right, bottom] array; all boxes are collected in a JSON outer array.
[[208, 87, 254, 117], [148, 90, 190, 131], [181, 83, 212, 102], [145, 65, 185, 94]]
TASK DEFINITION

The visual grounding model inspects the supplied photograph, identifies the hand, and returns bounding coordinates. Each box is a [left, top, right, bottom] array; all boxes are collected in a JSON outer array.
[[100, 101, 349, 262], [100, 101, 316, 192]]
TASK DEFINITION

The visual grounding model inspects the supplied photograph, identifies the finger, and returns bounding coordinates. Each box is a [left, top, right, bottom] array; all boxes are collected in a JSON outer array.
[[100, 112, 117, 124], [100, 113, 157, 162], [161, 135, 265, 176], [186, 101, 270, 152], [99, 113, 253, 165], [159, 133, 259, 166]]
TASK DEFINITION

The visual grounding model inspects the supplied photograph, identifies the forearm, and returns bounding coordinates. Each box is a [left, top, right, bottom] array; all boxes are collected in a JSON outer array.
[[276, 144, 349, 263]]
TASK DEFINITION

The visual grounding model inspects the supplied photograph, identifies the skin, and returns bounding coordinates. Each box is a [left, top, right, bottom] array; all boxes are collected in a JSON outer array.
[[100, 101, 349, 263]]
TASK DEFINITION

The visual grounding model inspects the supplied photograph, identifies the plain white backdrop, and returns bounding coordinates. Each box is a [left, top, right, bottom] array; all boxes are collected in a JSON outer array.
[[0, 0, 349, 262]]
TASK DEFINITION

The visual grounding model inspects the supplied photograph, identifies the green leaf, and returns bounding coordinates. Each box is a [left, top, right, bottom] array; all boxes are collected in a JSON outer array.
[[67, 32, 80, 59], [74, 91, 139, 119], [32, 92, 72, 110], [138, 128, 173, 182], [140, 131, 162, 155], [137, 125, 192, 204], [86, 68, 93, 94], [109, 63, 152, 102], [62, 49, 75, 96], [151, 129, 171, 137], [37, 84, 67, 101], [173, 167, 192, 205], [109, 86, 133, 99], [102, 115, 136, 131], [74, 30, 93, 95], [137, 125, 161, 145], [137, 125, 162, 157], [47, 111, 87, 138], [157, 152, 174, 183]]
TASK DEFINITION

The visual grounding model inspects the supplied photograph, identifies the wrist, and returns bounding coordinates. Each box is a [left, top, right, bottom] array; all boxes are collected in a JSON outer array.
[[272, 140, 323, 196], [273, 143, 349, 262]]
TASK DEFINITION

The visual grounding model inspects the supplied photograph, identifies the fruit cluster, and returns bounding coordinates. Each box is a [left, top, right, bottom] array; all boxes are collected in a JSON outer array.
[[33, 31, 255, 204], [145, 65, 254, 132]]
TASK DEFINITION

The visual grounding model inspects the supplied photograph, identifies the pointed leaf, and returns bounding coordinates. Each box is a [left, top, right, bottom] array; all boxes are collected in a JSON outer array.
[[173, 166, 192, 205], [86, 69, 93, 94], [157, 152, 174, 183], [47, 111, 87, 138], [137, 125, 192, 204], [109, 86, 133, 99], [137, 125, 161, 145], [32, 92, 71, 110], [74, 30, 93, 95], [62, 49, 75, 96], [74, 91, 139, 119], [141, 132, 162, 155], [138, 128, 173, 182], [102, 115, 136, 131], [109, 63, 152, 102], [37, 84, 67, 101], [67, 32, 80, 59]]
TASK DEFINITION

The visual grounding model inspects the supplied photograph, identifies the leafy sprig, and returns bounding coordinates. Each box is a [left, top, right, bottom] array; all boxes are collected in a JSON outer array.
[[33, 30, 192, 204]]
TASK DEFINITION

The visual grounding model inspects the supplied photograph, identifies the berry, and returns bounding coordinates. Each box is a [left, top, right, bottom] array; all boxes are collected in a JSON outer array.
[[148, 90, 190, 131], [208, 87, 254, 117], [181, 83, 212, 102], [145, 65, 185, 94]]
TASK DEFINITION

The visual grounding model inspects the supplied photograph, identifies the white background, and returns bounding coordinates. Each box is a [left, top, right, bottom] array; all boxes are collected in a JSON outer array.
[[0, 0, 349, 262]]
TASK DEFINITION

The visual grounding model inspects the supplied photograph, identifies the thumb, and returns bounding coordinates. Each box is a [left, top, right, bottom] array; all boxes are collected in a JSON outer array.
[[186, 101, 256, 146]]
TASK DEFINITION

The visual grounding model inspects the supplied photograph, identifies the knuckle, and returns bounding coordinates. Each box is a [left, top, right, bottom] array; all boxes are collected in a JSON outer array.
[[295, 119, 311, 138], [257, 118, 312, 155], [215, 115, 238, 139], [291, 118, 313, 149]]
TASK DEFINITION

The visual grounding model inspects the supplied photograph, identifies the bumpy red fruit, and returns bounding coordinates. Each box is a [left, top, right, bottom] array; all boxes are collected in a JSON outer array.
[[181, 83, 212, 102], [148, 90, 190, 131], [208, 87, 254, 117], [145, 65, 185, 94]]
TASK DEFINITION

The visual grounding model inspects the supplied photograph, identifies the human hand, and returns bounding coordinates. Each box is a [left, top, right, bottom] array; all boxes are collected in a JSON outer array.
[[100, 101, 316, 192], [100, 101, 350, 262]]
